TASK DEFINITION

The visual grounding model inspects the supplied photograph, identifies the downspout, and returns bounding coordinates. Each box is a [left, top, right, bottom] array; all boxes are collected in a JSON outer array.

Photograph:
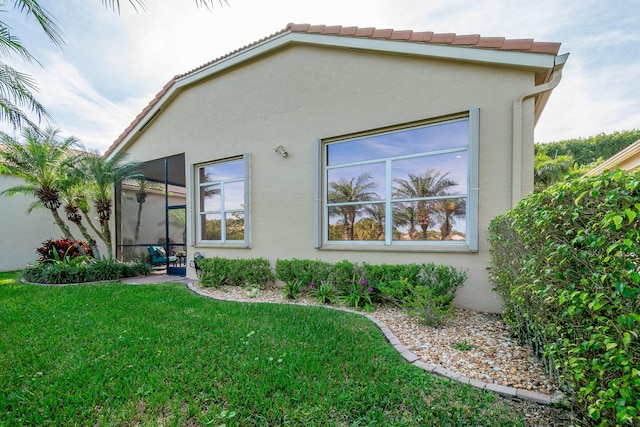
[[511, 68, 563, 207]]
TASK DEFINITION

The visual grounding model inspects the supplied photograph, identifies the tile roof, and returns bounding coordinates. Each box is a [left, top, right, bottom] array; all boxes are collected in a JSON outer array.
[[105, 23, 562, 157], [287, 23, 560, 54]]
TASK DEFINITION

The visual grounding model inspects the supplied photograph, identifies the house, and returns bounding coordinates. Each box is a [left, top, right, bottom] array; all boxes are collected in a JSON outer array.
[[585, 139, 640, 175], [105, 23, 568, 312]]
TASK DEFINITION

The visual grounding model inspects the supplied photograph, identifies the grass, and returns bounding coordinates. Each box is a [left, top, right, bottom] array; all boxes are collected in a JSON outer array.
[[0, 270, 526, 426]]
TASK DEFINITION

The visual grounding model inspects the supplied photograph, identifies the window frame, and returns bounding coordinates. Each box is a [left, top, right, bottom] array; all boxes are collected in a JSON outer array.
[[317, 109, 479, 252], [195, 154, 251, 248]]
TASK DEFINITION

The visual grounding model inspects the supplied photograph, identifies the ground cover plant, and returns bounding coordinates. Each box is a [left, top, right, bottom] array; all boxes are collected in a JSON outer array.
[[19, 238, 152, 284], [488, 169, 640, 425], [0, 271, 527, 426]]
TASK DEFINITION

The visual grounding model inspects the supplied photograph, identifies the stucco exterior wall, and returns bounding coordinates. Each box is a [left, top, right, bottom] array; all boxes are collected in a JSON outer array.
[[120, 45, 539, 313], [0, 175, 106, 271]]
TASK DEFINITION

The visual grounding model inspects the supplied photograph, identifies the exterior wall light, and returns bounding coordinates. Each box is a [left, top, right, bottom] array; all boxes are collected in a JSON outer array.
[[274, 145, 288, 157]]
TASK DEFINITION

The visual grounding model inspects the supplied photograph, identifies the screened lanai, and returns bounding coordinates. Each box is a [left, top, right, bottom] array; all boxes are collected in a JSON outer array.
[[115, 153, 187, 276]]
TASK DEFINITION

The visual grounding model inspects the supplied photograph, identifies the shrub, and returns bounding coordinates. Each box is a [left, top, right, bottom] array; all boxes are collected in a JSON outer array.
[[275, 258, 331, 286], [282, 280, 303, 300], [120, 261, 152, 278], [276, 259, 465, 315], [236, 258, 274, 287], [199, 257, 275, 288], [488, 170, 640, 425], [36, 238, 93, 262], [310, 281, 339, 304], [199, 257, 231, 288], [85, 258, 124, 282], [340, 278, 373, 310], [21, 256, 150, 284], [404, 286, 456, 327], [327, 260, 356, 293]]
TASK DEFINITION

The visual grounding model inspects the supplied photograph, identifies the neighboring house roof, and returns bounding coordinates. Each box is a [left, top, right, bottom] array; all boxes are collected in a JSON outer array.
[[585, 139, 640, 175], [121, 179, 187, 197], [105, 22, 567, 158]]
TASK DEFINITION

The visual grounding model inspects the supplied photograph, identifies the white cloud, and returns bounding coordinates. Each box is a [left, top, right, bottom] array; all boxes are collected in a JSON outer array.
[[1, 0, 638, 152]]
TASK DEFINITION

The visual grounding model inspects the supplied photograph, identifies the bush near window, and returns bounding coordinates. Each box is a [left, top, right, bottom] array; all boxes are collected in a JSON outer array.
[[274, 258, 466, 322], [488, 169, 640, 426], [199, 257, 275, 288], [274, 258, 331, 287]]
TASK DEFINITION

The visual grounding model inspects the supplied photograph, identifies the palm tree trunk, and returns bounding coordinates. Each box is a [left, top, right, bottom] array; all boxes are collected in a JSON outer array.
[[79, 206, 106, 242], [100, 219, 113, 258], [133, 200, 144, 244], [50, 208, 88, 255], [75, 220, 101, 258], [50, 208, 75, 240]]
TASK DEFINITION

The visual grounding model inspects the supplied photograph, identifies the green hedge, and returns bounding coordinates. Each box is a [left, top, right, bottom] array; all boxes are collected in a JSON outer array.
[[275, 258, 466, 323], [199, 257, 275, 288], [488, 170, 640, 425]]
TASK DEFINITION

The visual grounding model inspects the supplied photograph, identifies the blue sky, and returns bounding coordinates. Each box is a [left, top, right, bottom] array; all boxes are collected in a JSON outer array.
[[3, 0, 639, 153]]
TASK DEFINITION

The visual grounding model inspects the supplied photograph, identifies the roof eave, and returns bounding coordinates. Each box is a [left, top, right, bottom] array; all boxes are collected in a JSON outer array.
[[106, 31, 566, 159]]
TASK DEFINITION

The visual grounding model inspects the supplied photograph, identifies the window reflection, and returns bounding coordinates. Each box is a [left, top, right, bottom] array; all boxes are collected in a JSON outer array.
[[326, 118, 468, 244], [197, 158, 245, 242]]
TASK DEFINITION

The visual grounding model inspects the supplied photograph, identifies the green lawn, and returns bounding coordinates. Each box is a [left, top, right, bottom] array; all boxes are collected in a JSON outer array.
[[0, 271, 525, 426]]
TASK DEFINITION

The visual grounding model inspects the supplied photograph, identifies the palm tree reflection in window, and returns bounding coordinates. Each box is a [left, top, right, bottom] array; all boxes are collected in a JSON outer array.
[[393, 169, 457, 241], [327, 173, 379, 241]]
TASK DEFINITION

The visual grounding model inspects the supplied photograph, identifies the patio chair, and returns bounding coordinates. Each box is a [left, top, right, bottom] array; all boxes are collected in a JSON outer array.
[[147, 246, 177, 267]]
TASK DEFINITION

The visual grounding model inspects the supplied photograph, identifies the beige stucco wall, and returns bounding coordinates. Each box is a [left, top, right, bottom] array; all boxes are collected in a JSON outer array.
[[119, 45, 541, 313], [0, 175, 106, 270]]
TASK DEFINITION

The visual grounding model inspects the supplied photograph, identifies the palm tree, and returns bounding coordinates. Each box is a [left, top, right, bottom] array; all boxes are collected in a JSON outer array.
[[132, 178, 149, 245], [534, 153, 573, 191], [0, 127, 79, 241], [393, 169, 457, 240], [393, 202, 418, 240], [59, 181, 103, 258], [0, 1, 223, 130], [102, 0, 227, 11], [75, 151, 143, 257], [434, 198, 466, 240], [363, 203, 385, 240], [328, 173, 378, 241], [0, 1, 62, 129]]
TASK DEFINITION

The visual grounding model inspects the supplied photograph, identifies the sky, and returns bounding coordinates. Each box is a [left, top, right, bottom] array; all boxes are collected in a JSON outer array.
[[3, 0, 639, 153]]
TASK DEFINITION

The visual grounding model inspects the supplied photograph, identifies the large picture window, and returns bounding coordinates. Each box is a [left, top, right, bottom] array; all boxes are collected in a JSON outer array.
[[196, 156, 249, 245], [323, 111, 478, 249]]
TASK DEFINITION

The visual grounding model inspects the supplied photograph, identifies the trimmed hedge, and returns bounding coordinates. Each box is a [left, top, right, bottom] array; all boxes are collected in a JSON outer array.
[[488, 169, 640, 425], [198, 257, 275, 288], [199, 257, 465, 323], [275, 258, 466, 324]]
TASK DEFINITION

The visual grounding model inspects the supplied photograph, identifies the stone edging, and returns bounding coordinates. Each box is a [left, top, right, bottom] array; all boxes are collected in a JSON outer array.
[[185, 282, 558, 406]]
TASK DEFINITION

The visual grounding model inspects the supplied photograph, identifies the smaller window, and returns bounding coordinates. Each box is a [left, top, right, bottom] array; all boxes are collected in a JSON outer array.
[[196, 156, 248, 245]]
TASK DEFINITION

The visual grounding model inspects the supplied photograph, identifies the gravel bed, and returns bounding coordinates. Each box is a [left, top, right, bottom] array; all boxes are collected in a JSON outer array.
[[193, 284, 573, 426]]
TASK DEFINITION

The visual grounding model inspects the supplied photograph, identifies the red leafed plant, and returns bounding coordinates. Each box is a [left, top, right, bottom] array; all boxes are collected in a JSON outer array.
[[36, 238, 93, 263]]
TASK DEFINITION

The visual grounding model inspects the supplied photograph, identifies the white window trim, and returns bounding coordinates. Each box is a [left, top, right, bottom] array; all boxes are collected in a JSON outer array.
[[195, 153, 251, 248], [317, 109, 479, 252]]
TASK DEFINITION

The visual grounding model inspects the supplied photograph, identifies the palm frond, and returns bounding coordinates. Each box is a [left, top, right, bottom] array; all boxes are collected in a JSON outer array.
[[10, 0, 64, 46], [26, 199, 43, 214], [101, 0, 146, 13], [0, 25, 37, 63], [0, 63, 52, 128]]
